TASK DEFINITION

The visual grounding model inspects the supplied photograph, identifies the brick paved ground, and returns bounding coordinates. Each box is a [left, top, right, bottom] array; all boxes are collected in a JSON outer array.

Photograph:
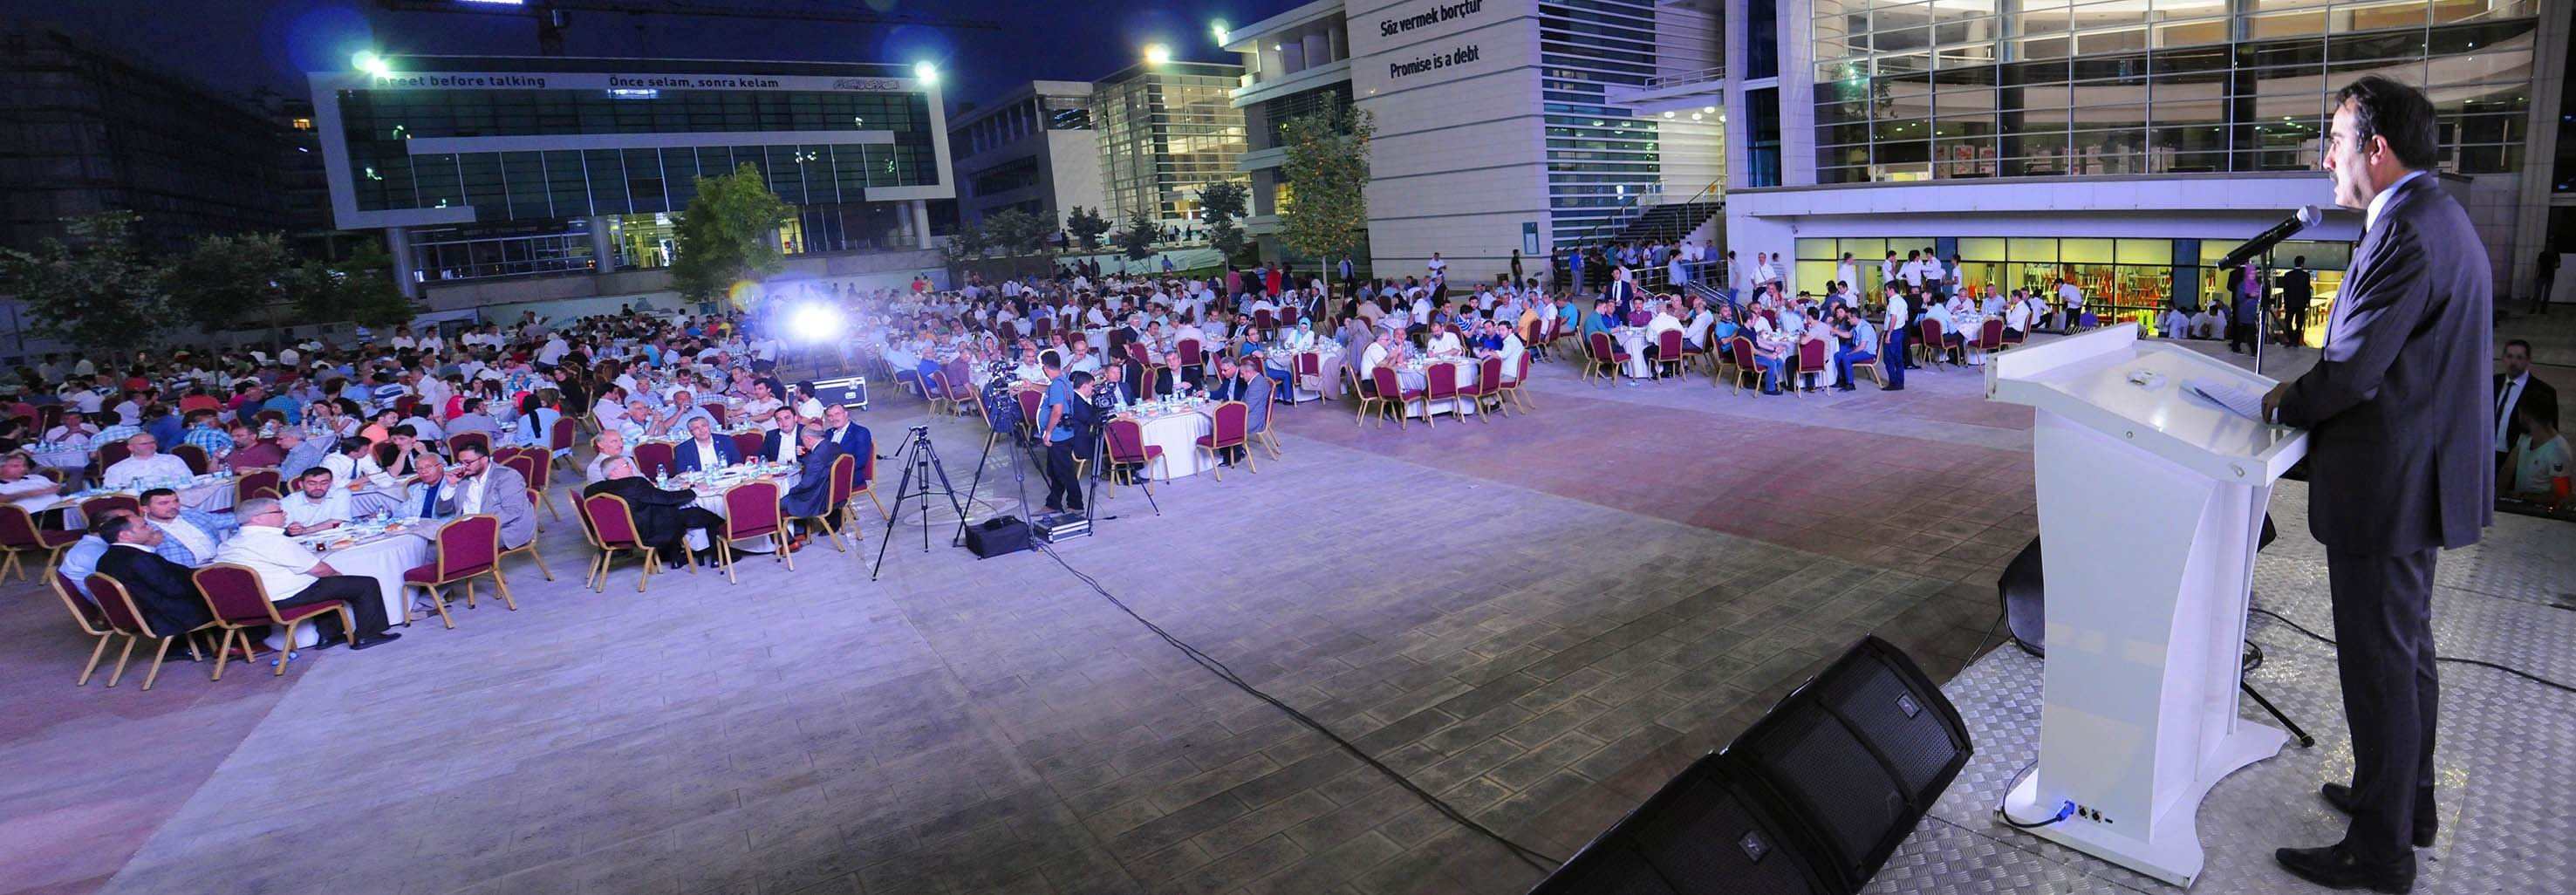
[[5, 334, 2292, 895]]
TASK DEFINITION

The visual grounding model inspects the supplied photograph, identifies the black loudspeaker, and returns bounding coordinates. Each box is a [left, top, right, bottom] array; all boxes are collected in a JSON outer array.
[[1529, 753, 1839, 895], [963, 516, 1030, 558], [1721, 636, 1971, 893], [1999, 537, 2046, 656]]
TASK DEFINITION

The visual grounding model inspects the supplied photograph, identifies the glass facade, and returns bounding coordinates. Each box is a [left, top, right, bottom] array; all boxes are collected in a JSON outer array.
[[950, 90, 1093, 158], [1541, 0, 1666, 249], [336, 88, 940, 214], [1095, 65, 1247, 226], [1810, 0, 2538, 184], [1795, 234, 2352, 345]]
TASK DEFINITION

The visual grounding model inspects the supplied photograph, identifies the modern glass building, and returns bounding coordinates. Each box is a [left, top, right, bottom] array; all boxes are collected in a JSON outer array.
[[1091, 62, 1248, 230], [947, 80, 1104, 229], [311, 55, 953, 294]]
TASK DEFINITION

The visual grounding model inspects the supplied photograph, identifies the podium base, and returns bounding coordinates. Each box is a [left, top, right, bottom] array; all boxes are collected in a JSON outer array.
[[2003, 720, 2288, 886]]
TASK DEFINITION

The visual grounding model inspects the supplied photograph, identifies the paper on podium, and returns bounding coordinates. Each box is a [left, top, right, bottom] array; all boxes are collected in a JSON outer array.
[[1989, 325, 2306, 482]]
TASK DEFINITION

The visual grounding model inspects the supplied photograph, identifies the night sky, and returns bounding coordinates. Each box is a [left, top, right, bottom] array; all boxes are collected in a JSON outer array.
[[1, 0, 1297, 112]]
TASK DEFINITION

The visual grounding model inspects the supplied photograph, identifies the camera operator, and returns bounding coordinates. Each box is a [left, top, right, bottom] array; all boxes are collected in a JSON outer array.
[[1039, 371, 1099, 515]]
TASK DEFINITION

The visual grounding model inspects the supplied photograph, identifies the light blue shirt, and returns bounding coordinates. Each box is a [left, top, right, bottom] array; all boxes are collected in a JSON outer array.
[[61, 535, 110, 599]]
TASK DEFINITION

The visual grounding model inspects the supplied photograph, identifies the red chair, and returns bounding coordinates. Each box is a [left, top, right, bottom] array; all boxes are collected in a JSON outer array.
[[1136, 366, 1159, 401], [1102, 418, 1165, 496], [549, 416, 578, 469], [924, 371, 955, 416], [402, 514, 512, 628], [1294, 352, 1322, 405], [1468, 354, 1507, 420], [448, 431, 491, 459], [1031, 318, 1053, 341], [1125, 342, 1151, 372], [1014, 390, 1044, 441], [1346, 366, 1382, 427], [85, 572, 216, 690], [253, 409, 287, 428], [0, 505, 79, 581], [1584, 331, 1630, 385], [1973, 318, 2007, 358], [96, 440, 132, 475], [715, 480, 790, 582], [632, 441, 677, 481], [788, 453, 861, 552], [852, 452, 885, 521], [1792, 338, 1828, 395], [578, 493, 660, 592], [1178, 338, 1206, 370], [1373, 366, 1422, 429], [79, 494, 140, 523], [51, 571, 119, 686], [1917, 318, 1948, 370], [1253, 309, 1276, 333], [1724, 337, 1763, 395], [234, 468, 282, 505], [731, 431, 765, 461], [1655, 329, 1688, 379], [193, 563, 355, 680], [1280, 306, 1301, 331], [701, 402, 728, 427], [1193, 400, 1254, 480], [500, 450, 559, 522], [1500, 352, 1535, 413], [169, 444, 210, 475], [38, 404, 62, 433], [1419, 362, 1460, 427]]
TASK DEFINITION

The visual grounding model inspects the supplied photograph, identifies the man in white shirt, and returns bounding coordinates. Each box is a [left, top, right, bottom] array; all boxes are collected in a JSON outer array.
[[1881, 287, 1911, 391], [282, 468, 352, 535], [2054, 277, 2085, 332], [1683, 298, 1716, 350], [1424, 322, 1465, 357], [1426, 252, 1448, 280], [212, 498, 399, 646], [140, 488, 231, 566], [1359, 330, 1394, 381], [2004, 292, 2033, 340], [104, 434, 194, 488], [1900, 251, 1925, 291], [1752, 253, 1781, 291], [1835, 253, 1860, 298], [536, 335, 571, 367]]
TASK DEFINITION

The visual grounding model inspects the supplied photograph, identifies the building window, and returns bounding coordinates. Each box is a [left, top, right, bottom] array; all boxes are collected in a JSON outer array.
[[1746, 87, 1781, 188], [291, 117, 312, 131]]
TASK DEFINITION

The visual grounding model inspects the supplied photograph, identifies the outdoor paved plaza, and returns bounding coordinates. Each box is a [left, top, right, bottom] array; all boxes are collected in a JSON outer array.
[[4, 337, 2362, 895]]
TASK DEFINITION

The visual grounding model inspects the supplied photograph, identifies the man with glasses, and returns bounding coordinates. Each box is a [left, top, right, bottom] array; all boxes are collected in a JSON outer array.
[[212, 498, 401, 649]]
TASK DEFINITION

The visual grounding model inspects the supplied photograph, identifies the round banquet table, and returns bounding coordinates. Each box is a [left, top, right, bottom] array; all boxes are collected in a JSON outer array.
[[1397, 359, 1482, 420], [57, 475, 239, 528], [1273, 350, 1345, 402], [1124, 405, 1214, 478], [673, 468, 791, 554], [268, 524, 434, 649], [1614, 328, 1652, 379]]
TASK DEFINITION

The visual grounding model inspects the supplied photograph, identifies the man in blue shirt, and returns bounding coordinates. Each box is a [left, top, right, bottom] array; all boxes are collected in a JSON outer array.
[[1038, 372, 1096, 514], [1829, 304, 1880, 393]]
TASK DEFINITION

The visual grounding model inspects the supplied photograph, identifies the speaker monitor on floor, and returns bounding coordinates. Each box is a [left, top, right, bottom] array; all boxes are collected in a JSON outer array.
[[1529, 637, 1971, 895], [1529, 753, 1839, 895]]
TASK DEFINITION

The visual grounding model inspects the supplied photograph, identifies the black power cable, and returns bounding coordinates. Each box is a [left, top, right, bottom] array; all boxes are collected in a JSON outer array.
[[2248, 606, 2576, 695], [1035, 542, 1568, 872]]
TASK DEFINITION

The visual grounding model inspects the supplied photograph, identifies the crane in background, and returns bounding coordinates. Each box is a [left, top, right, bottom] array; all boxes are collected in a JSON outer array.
[[374, 0, 1002, 57]]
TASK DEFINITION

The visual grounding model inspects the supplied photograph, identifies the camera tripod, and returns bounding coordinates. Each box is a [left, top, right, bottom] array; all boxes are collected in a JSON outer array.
[[868, 424, 970, 580]]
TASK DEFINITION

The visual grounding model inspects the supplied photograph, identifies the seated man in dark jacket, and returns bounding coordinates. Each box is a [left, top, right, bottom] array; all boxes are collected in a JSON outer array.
[[582, 455, 727, 568], [93, 514, 216, 636], [778, 425, 844, 549]]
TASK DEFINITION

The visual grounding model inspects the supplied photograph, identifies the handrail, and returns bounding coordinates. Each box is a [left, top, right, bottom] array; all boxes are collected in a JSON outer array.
[[1646, 65, 1725, 89]]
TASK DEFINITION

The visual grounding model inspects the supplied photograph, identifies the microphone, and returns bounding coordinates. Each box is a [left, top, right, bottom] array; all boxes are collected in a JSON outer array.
[[2216, 206, 2322, 270]]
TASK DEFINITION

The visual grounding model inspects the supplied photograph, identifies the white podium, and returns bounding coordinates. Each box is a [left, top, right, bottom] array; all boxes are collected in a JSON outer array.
[[1985, 325, 2309, 885]]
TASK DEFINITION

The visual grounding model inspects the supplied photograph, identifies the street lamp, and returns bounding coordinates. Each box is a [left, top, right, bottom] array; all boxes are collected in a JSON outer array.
[[1211, 20, 1229, 46], [912, 61, 940, 86], [352, 51, 392, 78], [1145, 44, 1173, 65]]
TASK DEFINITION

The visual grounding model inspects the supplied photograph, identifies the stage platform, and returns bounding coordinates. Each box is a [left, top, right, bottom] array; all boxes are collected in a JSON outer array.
[[1862, 481, 2575, 895]]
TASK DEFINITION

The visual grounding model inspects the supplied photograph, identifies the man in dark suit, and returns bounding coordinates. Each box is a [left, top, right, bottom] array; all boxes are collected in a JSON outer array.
[[755, 407, 802, 464], [94, 515, 215, 635], [818, 404, 871, 487], [2493, 338, 2553, 474], [1096, 361, 1138, 407], [2262, 75, 2491, 893], [2281, 256, 2313, 345], [670, 416, 742, 474], [582, 456, 726, 567], [779, 425, 844, 549]]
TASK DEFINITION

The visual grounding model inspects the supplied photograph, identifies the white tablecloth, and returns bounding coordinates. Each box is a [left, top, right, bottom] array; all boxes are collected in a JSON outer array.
[[1397, 359, 1483, 420], [1272, 350, 1344, 402], [1125, 407, 1213, 478], [1615, 329, 1651, 379]]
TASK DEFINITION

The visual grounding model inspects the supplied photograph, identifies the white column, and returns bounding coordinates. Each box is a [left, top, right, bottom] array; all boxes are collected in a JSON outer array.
[[385, 227, 420, 298], [912, 200, 933, 250], [588, 215, 618, 273]]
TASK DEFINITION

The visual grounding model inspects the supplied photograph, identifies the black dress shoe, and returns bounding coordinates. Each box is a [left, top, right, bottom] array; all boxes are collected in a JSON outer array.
[[2275, 844, 2414, 893], [1880, 385, 1905, 392], [2323, 783, 2437, 848], [350, 632, 403, 651]]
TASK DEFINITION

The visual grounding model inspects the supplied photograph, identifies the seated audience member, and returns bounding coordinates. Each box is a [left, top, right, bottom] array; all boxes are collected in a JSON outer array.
[[211, 498, 400, 647], [2505, 402, 2569, 509], [437, 443, 535, 550], [93, 513, 217, 635], [281, 468, 352, 535], [779, 426, 844, 545], [181, 409, 232, 460], [2003, 291, 2033, 341], [140, 487, 236, 566], [62, 509, 134, 602], [0, 452, 64, 516], [585, 431, 632, 484], [222, 424, 284, 472], [1829, 304, 1880, 393], [43, 409, 100, 451], [583, 456, 727, 568], [755, 407, 802, 463], [672, 416, 741, 474], [275, 427, 331, 481], [445, 399, 502, 439], [104, 434, 195, 488]]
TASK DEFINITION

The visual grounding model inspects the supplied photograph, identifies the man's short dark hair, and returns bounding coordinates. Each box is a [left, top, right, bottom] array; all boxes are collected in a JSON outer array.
[[2292, 256, 2306, 266], [95, 513, 141, 541], [2335, 75, 2437, 170], [1068, 371, 1095, 389], [138, 487, 176, 504], [2504, 338, 2532, 355], [298, 467, 334, 482]]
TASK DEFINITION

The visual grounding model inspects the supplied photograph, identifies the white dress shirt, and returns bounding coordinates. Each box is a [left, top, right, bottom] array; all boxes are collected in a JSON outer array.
[[0, 475, 58, 516], [688, 437, 728, 471], [283, 489, 352, 529], [104, 454, 193, 488], [457, 470, 493, 516], [212, 525, 322, 600], [1359, 341, 1391, 378]]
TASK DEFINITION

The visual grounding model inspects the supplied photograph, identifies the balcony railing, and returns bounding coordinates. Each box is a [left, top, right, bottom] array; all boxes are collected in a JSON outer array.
[[1645, 65, 1725, 89]]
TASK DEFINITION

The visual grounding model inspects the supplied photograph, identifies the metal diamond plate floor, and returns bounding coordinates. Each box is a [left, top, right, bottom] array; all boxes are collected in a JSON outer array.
[[1862, 482, 2576, 895]]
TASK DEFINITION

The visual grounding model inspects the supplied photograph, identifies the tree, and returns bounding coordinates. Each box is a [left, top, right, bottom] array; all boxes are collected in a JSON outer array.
[[944, 218, 991, 259], [1278, 102, 1374, 269], [0, 211, 167, 349], [1066, 206, 1111, 252], [162, 232, 295, 331], [1117, 208, 1158, 263], [283, 242, 416, 331], [984, 208, 1056, 257], [670, 163, 793, 304], [1198, 180, 1251, 264]]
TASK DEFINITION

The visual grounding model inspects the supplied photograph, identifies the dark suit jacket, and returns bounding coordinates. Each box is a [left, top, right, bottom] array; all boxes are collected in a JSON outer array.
[[2281, 268, 2312, 304], [756, 428, 798, 464], [2495, 373, 2556, 455], [1206, 378, 1252, 404], [670, 436, 742, 474], [582, 476, 708, 550], [823, 423, 871, 482], [97, 544, 214, 634], [2277, 174, 2492, 554], [782, 441, 842, 519]]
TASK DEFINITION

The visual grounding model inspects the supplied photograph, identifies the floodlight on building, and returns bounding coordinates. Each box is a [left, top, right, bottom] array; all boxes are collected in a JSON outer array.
[[1212, 20, 1229, 45], [352, 51, 392, 78], [1145, 44, 1174, 65], [1663, 111, 1675, 119], [1704, 106, 1717, 113]]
